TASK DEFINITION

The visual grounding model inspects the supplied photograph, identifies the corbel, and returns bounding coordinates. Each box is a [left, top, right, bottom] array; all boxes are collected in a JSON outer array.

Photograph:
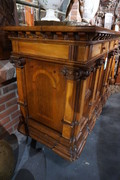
[[10, 55, 26, 68], [61, 67, 83, 81], [61, 66, 93, 81], [108, 51, 114, 59], [96, 57, 105, 68]]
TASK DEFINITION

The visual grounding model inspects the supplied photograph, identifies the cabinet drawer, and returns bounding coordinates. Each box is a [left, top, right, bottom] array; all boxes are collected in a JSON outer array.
[[91, 44, 102, 58], [114, 40, 119, 48], [101, 42, 109, 53], [91, 42, 109, 58], [110, 40, 118, 50], [110, 40, 114, 50]]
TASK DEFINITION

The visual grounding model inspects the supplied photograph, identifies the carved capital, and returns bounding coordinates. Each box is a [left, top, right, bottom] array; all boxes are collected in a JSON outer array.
[[96, 57, 105, 68], [10, 55, 26, 68], [114, 48, 119, 55], [61, 67, 93, 80], [61, 67, 82, 80], [81, 69, 92, 80], [108, 51, 114, 59]]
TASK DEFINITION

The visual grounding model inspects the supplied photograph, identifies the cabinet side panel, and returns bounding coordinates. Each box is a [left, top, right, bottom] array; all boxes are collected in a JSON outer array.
[[25, 60, 66, 133]]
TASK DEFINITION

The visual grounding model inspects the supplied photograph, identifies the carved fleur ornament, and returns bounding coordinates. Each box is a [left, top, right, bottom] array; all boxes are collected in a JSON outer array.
[[10, 55, 26, 68], [61, 67, 83, 80], [61, 66, 93, 80]]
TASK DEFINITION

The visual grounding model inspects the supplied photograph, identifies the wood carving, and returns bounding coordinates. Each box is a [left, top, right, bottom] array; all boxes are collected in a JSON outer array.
[[61, 67, 83, 80], [96, 57, 105, 67], [3, 26, 120, 41], [108, 51, 115, 59], [10, 56, 26, 68]]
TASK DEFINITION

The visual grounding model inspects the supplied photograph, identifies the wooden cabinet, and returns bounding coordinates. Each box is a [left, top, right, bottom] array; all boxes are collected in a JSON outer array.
[[3, 25, 120, 161]]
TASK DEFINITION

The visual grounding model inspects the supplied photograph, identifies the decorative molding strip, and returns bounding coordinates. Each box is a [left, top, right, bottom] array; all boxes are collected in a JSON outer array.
[[87, 32, 119, 41], [6, 30, 120, 42]]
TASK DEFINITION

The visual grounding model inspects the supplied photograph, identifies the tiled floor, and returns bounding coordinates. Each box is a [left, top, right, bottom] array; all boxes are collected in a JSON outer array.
[[6, 92, 120, 180]]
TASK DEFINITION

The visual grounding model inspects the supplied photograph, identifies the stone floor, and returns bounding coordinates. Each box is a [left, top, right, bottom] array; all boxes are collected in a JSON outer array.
[[5, 92, 120, 180]]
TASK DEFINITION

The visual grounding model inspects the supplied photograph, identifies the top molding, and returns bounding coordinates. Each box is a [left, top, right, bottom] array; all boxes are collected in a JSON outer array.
[[1, 25, 120, 42]]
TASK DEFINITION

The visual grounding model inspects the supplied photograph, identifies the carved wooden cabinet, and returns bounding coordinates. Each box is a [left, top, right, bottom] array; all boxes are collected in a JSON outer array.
[[3, 26, 120, 161]]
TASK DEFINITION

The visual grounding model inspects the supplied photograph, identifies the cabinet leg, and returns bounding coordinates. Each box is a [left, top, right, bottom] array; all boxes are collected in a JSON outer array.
[[30, 139, 37, 149]]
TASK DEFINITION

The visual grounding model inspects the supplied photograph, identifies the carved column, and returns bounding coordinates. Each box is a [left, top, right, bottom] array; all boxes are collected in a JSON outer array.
[[87, 57, 105, 131], [102, 51, 114, 95], [96, 57, 105, 97], [61, 67, 92, 140], [110, 49, 119, 85], [10, 55, 29, 135], [61, 67, 81, 140]]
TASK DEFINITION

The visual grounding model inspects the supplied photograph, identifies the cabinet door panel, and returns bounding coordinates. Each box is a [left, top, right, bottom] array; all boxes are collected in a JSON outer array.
[[25, 60, 66, 133]]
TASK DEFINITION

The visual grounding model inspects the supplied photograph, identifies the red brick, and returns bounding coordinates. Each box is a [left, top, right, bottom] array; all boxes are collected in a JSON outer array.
[[4, 116, 19, 130], [4, 122, 13, 130], [11, 110, 20, 119], [0, 92, 16, 104], [12, 116, 19, 125], [0, 104, 18, 120], [0, 104, 5, 112], [6, 98, 17, 108], [0, 117, 10, 126], [13, 123, 19, 131], [71, 11, 77, 16], [3, 83, 17, 94]]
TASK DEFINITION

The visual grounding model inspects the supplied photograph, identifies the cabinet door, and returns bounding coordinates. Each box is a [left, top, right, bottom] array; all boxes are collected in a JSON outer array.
[[25, 59, 66, 133]]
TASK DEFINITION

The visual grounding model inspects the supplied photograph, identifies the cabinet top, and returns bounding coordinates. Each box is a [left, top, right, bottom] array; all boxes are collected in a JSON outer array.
[[1, 25, 120, 34]]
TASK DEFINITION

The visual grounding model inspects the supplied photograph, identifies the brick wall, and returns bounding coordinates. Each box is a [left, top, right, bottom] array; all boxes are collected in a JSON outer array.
[[0, 81, 20, 138], [69, 0, 81, 22]]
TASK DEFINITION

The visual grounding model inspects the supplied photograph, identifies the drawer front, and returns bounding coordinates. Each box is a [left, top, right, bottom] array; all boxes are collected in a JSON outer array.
[[91, 44, 102, 58], [12, 40, 69, 61], [110, 40, 118, 50], [101, 42, 109, 53], [114, 40, 119, 48], [110, 40, 114, 50]]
